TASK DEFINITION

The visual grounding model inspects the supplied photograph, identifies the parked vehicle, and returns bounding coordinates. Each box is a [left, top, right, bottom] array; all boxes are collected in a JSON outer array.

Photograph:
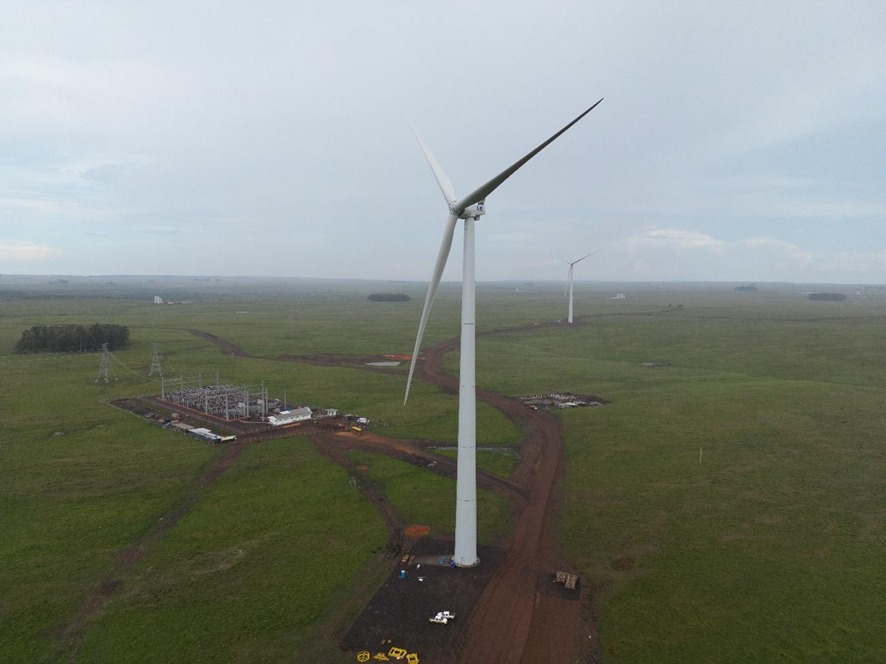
[[429, 611, 455, 624]]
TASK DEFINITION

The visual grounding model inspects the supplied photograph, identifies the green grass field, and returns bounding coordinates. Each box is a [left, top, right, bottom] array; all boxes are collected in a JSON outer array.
[[2, 276, 885, 662]]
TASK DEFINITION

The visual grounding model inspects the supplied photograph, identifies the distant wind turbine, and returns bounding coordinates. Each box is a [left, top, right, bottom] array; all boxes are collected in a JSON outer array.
[[564, 251, 596, 324], [403, 99, 603, 567]]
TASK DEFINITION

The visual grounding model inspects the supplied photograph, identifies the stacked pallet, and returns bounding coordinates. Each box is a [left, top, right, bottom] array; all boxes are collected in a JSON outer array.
[[555, 570, 578, 590]]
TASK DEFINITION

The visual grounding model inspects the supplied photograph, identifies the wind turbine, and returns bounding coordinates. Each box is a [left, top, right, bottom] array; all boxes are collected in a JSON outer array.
[[564, 251, 596, 324], [404, 98, 603, 567]]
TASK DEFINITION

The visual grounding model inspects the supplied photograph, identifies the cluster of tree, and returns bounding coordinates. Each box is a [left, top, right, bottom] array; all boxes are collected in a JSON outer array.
[[808, 292, 847, 301], [367, 293, 411, 302], [14, 324, 130, 354]]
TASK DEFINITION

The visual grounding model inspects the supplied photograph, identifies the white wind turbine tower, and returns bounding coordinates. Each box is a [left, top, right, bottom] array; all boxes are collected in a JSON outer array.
[[404, 98, 603, 567], [564, 251, 596, 324]]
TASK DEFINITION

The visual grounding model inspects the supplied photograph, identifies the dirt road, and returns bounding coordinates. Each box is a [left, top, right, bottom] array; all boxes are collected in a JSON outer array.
[[187, 324, 595, 661], [74, 326, 594, 663], [416, 337, 589, 664]]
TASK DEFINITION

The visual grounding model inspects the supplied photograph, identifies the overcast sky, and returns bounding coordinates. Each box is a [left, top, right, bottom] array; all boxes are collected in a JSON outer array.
[[2, 1, 884, 284]]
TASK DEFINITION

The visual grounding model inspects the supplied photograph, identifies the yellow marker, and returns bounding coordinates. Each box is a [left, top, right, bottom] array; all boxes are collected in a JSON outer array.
[[356, 651, 371, 663], [388, 646, 407, 659], [372, 654, 391, 661], [406, 654, 420, 664]]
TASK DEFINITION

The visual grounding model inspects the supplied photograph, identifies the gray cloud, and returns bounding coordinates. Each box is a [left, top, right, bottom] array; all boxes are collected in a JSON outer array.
[[1, 0, 884, 282]]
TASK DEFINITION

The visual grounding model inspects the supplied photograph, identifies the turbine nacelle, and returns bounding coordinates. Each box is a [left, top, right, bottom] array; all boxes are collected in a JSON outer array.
[[455, 200, 486, 221]]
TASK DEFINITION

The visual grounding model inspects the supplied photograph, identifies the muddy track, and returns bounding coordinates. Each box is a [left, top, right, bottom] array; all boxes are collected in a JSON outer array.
[[58, 439, 255, 662], [62, 324, 592, 663], [187, 325, 591, 662], [189, 326, 591, 662], [417, 338, 586, 663]]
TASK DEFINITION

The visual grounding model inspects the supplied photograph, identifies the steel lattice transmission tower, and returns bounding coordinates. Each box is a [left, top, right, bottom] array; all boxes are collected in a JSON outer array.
[[149, 343, 163, 377], [95, 343, 114, 383]]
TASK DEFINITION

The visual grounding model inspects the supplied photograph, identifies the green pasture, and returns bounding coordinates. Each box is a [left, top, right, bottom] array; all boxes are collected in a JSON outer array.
[[0, 351, 217, 662], [2, 276, 885, 662], [475, 289, 886, 663], [76, 438, 387, 663]]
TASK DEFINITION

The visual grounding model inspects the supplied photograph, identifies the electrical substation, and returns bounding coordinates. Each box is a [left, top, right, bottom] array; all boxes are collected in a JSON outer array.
[[159, 375, 275, 420]]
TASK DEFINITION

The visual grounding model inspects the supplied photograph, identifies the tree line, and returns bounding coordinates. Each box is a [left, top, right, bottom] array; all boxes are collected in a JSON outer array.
[[14, 324, 130, 354], [367, 293, 410, 302], [808, 292, 848, 301]]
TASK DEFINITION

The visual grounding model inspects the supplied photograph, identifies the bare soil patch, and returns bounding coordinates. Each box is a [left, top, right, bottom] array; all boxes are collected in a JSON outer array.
[[340, 538, 505, 664], [611, 556, 635, 571], [404, 524, 431, 538]]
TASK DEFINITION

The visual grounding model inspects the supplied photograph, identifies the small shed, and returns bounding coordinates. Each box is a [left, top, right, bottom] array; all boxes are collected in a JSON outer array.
[[268, 406, 313, 426]]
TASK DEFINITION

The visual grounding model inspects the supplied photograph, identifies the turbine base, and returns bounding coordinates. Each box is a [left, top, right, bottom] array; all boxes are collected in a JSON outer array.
[[454, 556, 480, 568]]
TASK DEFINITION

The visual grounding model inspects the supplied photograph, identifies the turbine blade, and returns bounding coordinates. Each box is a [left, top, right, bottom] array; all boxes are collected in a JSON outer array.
[[407, 118, 457, 205], [573, 250, 598, 265], [405, 212, 459, 404], [454, 98, 603, 212], [565, 264, 574, 296]]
